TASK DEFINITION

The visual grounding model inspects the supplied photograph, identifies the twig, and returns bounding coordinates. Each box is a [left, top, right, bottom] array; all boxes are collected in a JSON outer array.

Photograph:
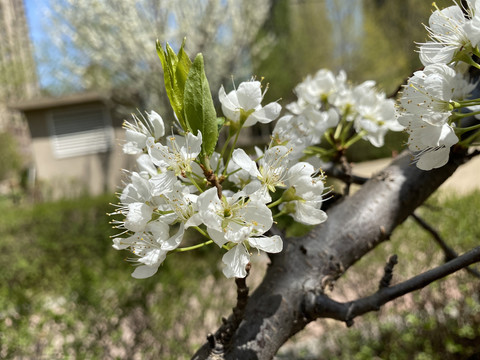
[[339, 155, 353, 196], [466, 149, 480, 160], [412, 212, 480, 278], [305, 245, 480, 327], [207, 263, 251, 355], [379, 255, 398, 289], [322, 162, 370, 185]]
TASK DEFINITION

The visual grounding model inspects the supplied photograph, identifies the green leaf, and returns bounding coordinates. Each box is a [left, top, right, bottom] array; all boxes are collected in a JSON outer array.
[[184, 54, 218, 157], [156, 40, 191, 131]]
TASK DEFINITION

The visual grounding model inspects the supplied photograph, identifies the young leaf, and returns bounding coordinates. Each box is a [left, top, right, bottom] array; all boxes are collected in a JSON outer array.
[[156, 40, 191, 131], [184, 54, 218, 157]]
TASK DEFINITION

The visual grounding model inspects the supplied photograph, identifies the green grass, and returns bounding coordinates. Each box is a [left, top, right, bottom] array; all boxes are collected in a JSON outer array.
[[0, 195, 234, 359], [1, 191, 479, 359]]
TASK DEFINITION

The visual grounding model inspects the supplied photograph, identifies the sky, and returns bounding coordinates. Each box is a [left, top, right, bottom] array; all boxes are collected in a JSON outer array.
[[24, 0, 51, 88]]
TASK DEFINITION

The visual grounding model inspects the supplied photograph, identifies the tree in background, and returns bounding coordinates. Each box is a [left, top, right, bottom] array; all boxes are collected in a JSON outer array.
[[43, 0, 272, 115], [255, 0, 453, 102]]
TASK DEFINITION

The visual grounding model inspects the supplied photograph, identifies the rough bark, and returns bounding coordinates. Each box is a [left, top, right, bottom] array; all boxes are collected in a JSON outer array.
[[193, 148, 471, 360]]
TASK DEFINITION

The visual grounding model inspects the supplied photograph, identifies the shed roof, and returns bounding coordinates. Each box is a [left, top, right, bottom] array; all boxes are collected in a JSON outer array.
[[9, 92, 109, 112]]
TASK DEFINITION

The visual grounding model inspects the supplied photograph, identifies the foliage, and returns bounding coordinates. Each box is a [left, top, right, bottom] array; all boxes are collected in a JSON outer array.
[[1, 191, 479, 358], [43, 0, 272, 116], [0, 195, 233, 359], [0, 132, 22, 181]]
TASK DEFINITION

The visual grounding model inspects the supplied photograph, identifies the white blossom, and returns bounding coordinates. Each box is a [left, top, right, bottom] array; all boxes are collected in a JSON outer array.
[[147, 131, 202, 176], [123, 111, 165, 154], [197, 188, 282, 278], [419, 3, 480, 66], [219, 80, 281, 127], [232, 146, 291, 202], [398, 115, 459, 170], [280, 162, 328, 225], [352, 81, 403, 147], [398, 64, 475, 127]]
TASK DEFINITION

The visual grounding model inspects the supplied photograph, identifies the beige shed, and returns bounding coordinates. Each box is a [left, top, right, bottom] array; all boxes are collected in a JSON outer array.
[[11, 93, 133, 197]]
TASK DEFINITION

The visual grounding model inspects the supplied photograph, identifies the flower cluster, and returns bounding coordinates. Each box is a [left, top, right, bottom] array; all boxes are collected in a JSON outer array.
[[273, 68, 403, 162], [397, 1, 480, 170], [111, 77, 329, 279], [111, 37, 430, 280]]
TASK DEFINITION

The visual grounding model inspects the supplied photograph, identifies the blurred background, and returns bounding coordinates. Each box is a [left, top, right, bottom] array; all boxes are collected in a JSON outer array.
[[1, 0, 479, 359]]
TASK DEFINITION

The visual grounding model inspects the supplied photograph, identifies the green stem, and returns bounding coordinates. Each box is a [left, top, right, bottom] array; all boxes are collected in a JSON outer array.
[[273, 210, 288, 219], [323, 129, 336, 147], [343, 130, 367, 149], [223, 129, 242, 176], [173, 239, 213, 252], [450, 110, 480, 122], [455, 122, 480, 135], [186, 173, 203, 193], [333, 121, 343, 140], [453, 98, 480, 107], [458, 130, 480, 147], [220, 132, 233, 157], [193, 225, 209, 238], [340, 120, 354, 143], [268, 196, 285, 209]]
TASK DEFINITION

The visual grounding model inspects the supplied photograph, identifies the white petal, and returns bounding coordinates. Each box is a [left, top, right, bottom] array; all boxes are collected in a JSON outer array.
[[150, 171, 176, 196], [236, 81, 262, 110], [148, 110, 165, 139], [246, 102, 281, 126], [162, 223, 185, 251], [416, 147, 451, 170], [232, 149, 261, 177], [208, 228, 229, 247], [125, 203, 152, 232], [248, 235, 283, 253], [219, 85, 240, 122], [293, 202, 328, 225], [136, 154, 157, 177], [132, 265, 160, 279], [222, 245, 250, 278]]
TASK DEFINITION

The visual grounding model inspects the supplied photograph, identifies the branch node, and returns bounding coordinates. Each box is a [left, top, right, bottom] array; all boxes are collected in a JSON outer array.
[[379, 254, 398, 289], [207, 333, 216, 349]]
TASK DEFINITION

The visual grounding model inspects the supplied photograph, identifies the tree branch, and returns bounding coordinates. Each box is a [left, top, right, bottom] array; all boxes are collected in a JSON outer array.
[[322, 161, 369, 185], [192, 148, 471, 360], [304, 245, 480, 326], [411, 212, 480, 278]]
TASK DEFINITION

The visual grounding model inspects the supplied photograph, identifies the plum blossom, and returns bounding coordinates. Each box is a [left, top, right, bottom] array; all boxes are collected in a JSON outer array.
[[112, 220, 185, 279], [279, 162, 328, 225], [398, 64, 476, 127], [123, 111, 165, 154], [232, 145, 291, 202], [351, 81, 403, 147], [419, 2, 480, 66], [398, 115, 459, 170], [147, 131, 202, 176], [197, 188, 282, 278], [219, 80, 281, 127], [287, 69, 347, 113]]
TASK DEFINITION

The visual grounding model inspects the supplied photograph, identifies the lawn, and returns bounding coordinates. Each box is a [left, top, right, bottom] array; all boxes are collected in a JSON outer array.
[[1, 191, 479, 359]]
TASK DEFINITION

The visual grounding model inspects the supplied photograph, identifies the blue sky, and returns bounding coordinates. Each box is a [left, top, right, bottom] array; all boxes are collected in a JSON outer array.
[[24, 0, 51, 88]]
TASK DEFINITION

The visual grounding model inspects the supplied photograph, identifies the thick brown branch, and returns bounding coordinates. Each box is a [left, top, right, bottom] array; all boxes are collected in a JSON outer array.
[[192, 149, 470, 360], [306, 245, 480, 325]]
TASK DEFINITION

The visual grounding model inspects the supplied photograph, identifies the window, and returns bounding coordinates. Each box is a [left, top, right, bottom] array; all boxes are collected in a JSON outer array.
[[48, 104, 113, 159]]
